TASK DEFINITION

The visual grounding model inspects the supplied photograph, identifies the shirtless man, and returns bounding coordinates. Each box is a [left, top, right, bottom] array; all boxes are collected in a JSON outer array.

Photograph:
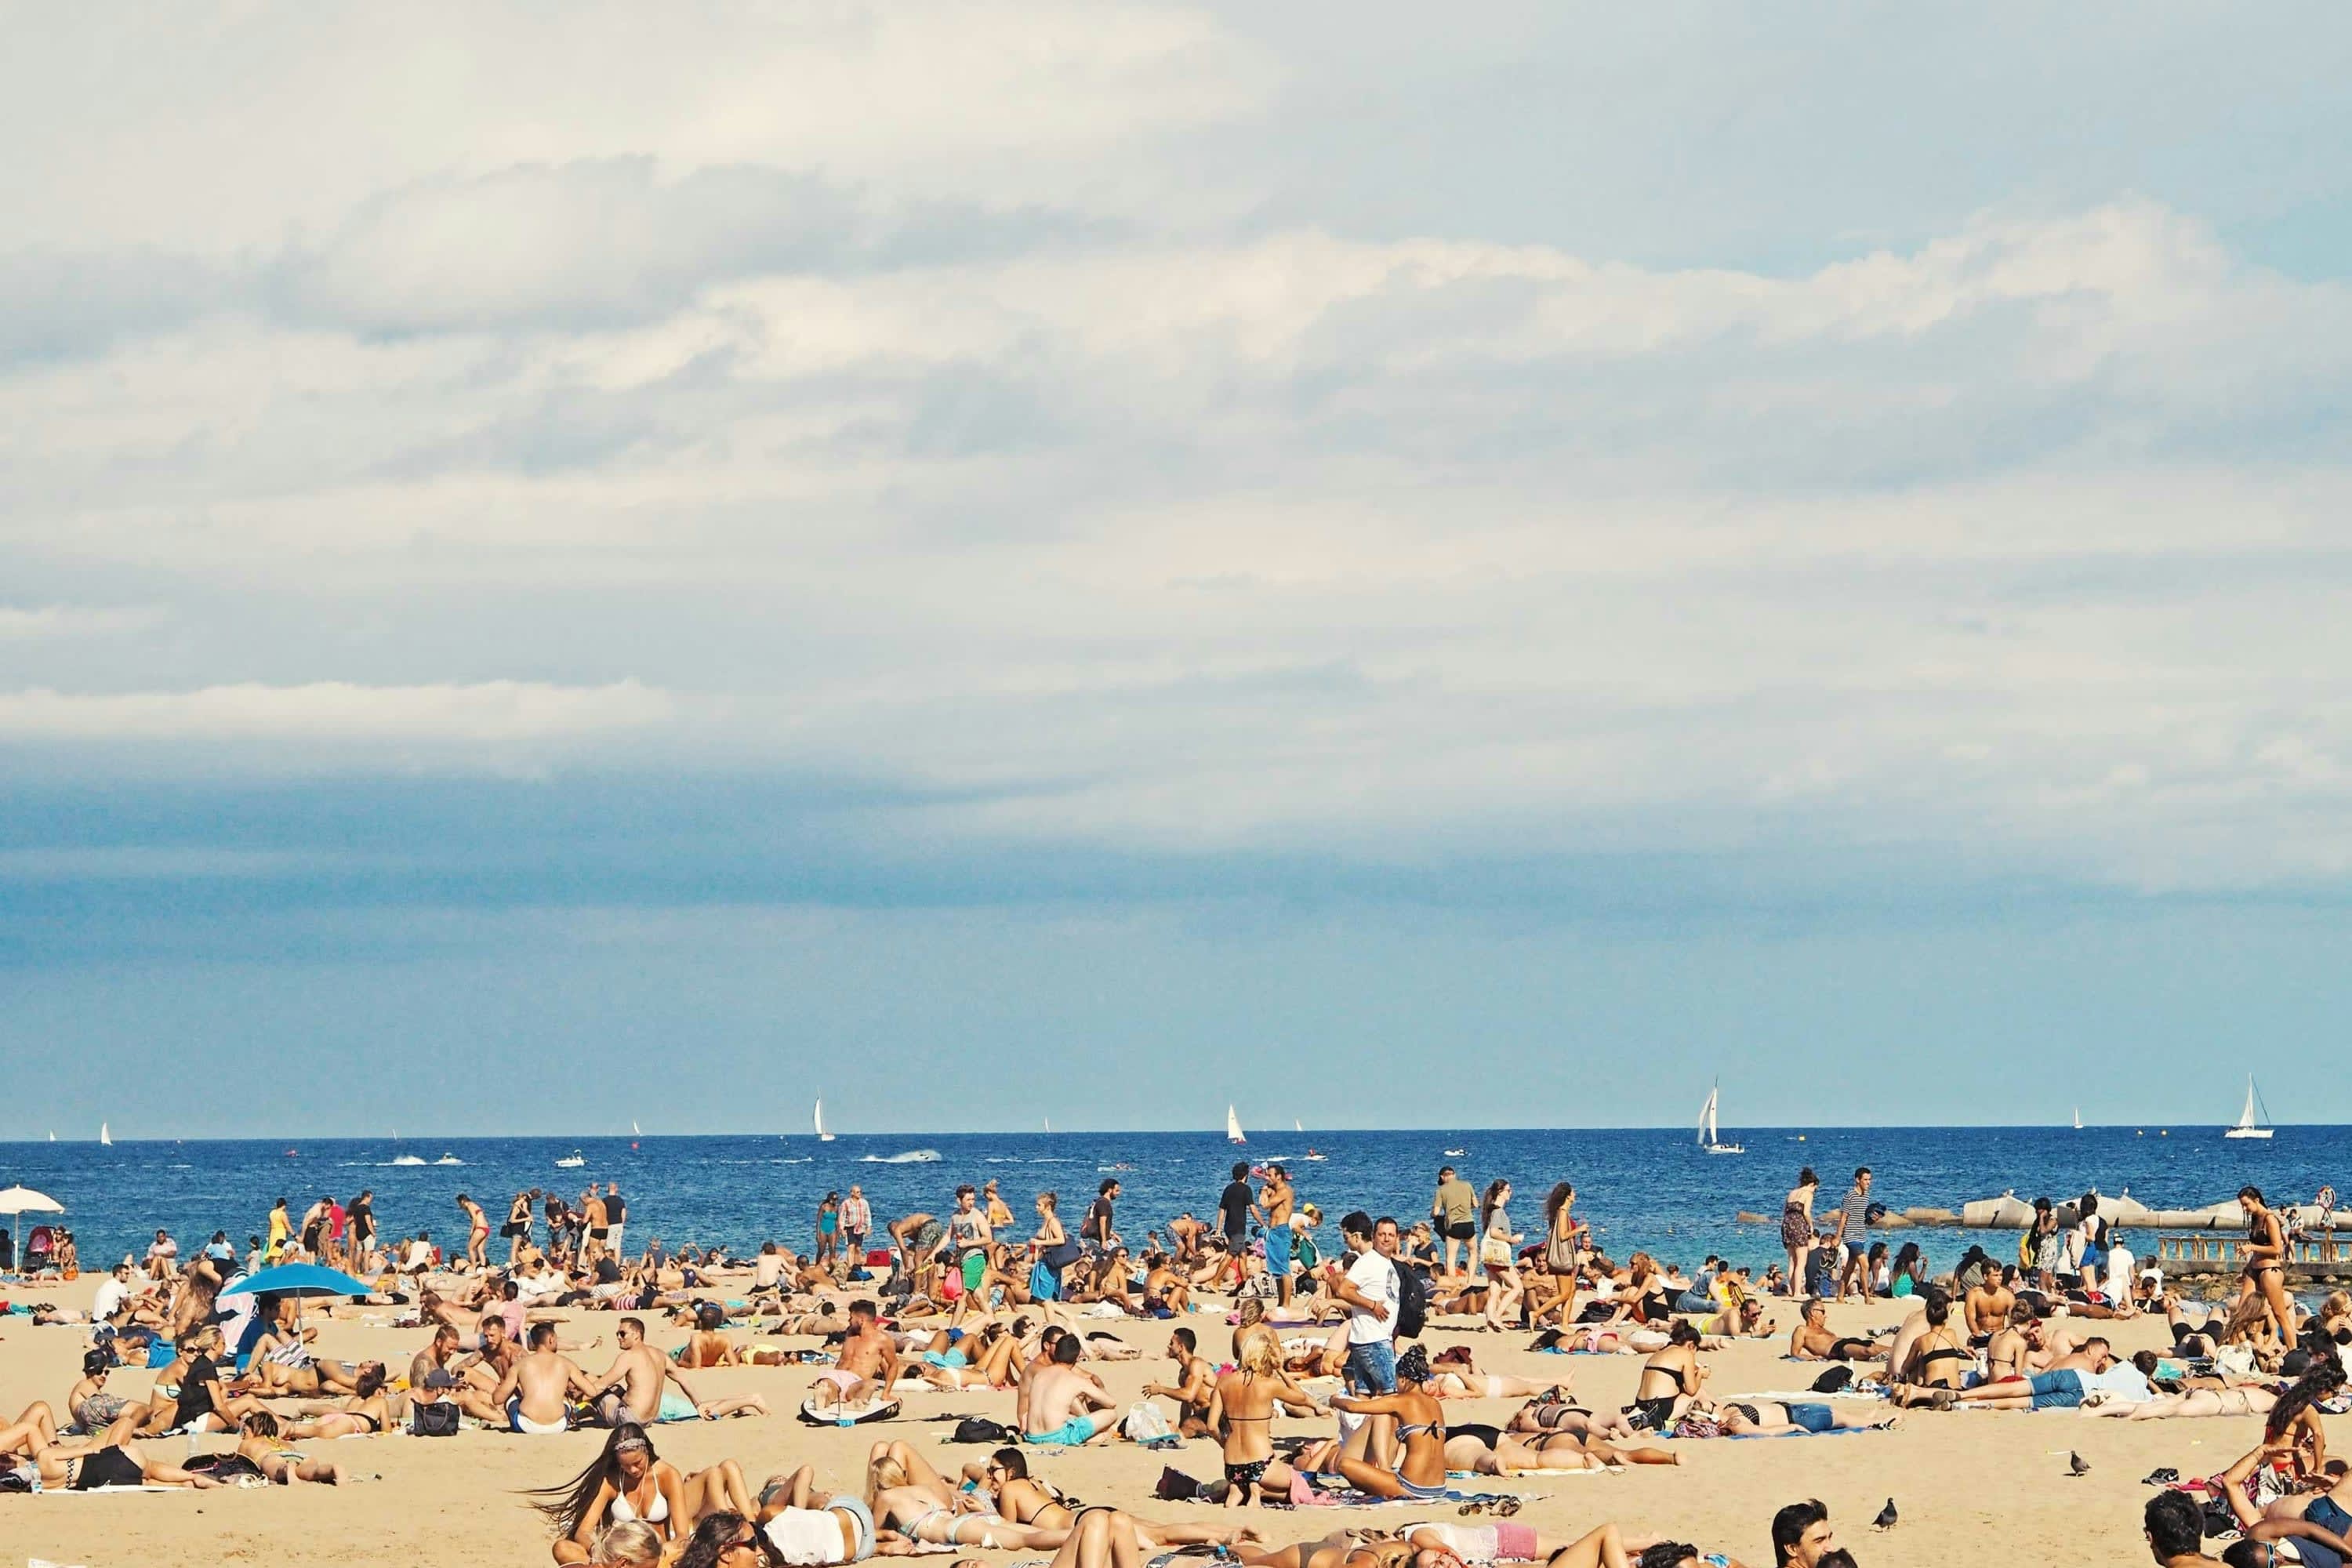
[[408, 1325, 464, 1390], [1787, 1298, 1882, 1362], [889, 1213, 946, 1298], [493, 1321, 596, 1433], [1966, 1269, 2018, 1340], [1023, 1333, 1120, 1446], [811, 1298, 902, 1412], [582, 1189, 610, 1266], [591, 1315, 768, 1425], [1259, 1167, 1297, 1307], [1142, 1327, 1217, 1437]]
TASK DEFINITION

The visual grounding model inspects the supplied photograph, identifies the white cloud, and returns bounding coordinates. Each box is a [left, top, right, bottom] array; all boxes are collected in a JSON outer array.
[[0, 681, 674, 743], [0, 605, 160, 639]]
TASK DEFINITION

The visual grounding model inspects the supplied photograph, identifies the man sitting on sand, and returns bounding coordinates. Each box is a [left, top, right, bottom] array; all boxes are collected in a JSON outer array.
[[1142, 1327, 1217, 1436], [495, 1321, 597, 1433], [1022, 1332, 1120, 1446], [590, 1315, 767, 1425], [809, 1300, 901, 1413]]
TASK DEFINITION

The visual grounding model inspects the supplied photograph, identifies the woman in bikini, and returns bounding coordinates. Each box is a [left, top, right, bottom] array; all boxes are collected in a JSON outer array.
[[186, 1410, 343, 1486], [535, 1423, 757, 1565], [1209, 1329, 1325, 1504], [964, 1447, 1074, 1528], [1780, 1170, 1820, 1298], [1889, 1288, 1976, 1408], [2241, 1187, 2302, 1347], [1629, 1320, 1707, 1431], [1330, 1348, 1450, 1501], [1502, 1389, 1650, 1446], [1445, 1417, 1679, 1472], [284, 1363, 394, 1439], [458, 1194, 492, 1270]]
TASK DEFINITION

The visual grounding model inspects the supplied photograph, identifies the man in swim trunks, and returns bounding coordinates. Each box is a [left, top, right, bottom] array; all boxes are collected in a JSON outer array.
[[1023, 1333, 1120, 1446], [1430, 1167, 1477, 1279], [1259, 1166, 1297, 1306], [1786, 1298, 1882, 1362], [1142, 1327, 1217, 1437], [493, 1321, 596, 1432], [889, 1213, 947, 1298], [813, 1299, 902, 1412]]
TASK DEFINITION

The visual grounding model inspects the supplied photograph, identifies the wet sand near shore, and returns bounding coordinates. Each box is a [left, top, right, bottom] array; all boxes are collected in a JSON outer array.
[[0, 1279, 2259, 1566]]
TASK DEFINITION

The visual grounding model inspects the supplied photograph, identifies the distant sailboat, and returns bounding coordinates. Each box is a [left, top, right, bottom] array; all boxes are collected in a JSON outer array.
[[815, 1101, 835, 1142], [2225, 1076, 2274, 1140], [1226, 1105, 1247, 1145], [1698, 1081, 1743, 1155], [632, 1120, 641, 1137], [1294, 1118, 1304, 1134], [2072, 1107, 2083, 1131], [1044, 1116, 1051, 1134], [47, 1131, 54, 1142], [100, 1122, 111, 1147]]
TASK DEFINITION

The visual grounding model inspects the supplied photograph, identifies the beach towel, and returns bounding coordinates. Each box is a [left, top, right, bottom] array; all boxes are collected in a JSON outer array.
[[798, 1394, 902, 1427], [1289, 1473, 1526, 1508]]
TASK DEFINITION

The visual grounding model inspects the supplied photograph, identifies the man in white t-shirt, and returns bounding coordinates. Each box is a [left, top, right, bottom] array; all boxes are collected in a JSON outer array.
[[1329, 1210, 1398, 1395], [91, 1261, 136, 1325]]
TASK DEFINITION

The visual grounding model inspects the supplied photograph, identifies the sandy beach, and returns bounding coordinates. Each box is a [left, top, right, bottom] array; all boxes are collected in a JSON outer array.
[[0, 1269, 2251, 1567]]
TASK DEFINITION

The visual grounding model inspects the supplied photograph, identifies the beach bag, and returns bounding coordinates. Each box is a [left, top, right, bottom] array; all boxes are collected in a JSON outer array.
[[1545, 1232, 1578, 1273], [1481, 1234, 1511, 1269], [1044, 1240, 1083, 1272], [1123, 1401, 1172, 1443], [1809, 1365, 1855, 1393], [410, 1401, 460, 1437], [949, 1417, 1014, 1444], [1152, 1466, 1201, 1501]]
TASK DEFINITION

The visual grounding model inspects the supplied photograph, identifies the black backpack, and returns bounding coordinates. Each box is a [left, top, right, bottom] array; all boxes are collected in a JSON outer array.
[[1395, 1263, 1429, 1341], [949, 1417, 1014, 1444]]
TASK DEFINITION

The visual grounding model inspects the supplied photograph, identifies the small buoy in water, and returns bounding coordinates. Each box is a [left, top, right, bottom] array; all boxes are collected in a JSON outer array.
[[630, 1142, 639, 1151], [2161, 1130, 2169, 1136]]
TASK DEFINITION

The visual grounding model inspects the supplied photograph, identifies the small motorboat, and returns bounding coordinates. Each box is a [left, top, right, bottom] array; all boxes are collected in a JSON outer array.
[[555, 1150, 586, 1169]]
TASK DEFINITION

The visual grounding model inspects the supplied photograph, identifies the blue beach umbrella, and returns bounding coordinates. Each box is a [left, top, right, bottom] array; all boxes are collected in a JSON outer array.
[[220, 1261, 372, 1340]]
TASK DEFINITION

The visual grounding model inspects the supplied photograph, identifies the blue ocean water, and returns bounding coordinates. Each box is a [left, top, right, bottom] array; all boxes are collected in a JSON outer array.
[[0, 1124, 2336, 1279]]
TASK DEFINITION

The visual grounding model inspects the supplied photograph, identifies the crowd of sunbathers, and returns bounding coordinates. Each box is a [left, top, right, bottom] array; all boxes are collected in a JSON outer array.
[[14, 1160, 2351, 1568]]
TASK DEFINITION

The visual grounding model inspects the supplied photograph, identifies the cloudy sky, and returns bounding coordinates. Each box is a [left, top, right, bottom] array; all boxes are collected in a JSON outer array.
[[5, 3, 2350, 1137]]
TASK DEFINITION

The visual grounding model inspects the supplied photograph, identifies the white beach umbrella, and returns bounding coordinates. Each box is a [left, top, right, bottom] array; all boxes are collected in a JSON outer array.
[[0, 1185, 64, 1274]]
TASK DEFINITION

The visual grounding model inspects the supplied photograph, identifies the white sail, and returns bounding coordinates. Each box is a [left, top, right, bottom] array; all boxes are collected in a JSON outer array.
[[100, 1122, 111, 1146], [1294, 1118, 1304, 1133], [2073, 1107, 2083, 1131], [632, 1120, 641, 1137], [1044, 1116, 1051, 1134], [1698, 1080, 1743, 1154], [2227, 1076, 2274, 1139], [1225, 1105, 1247, 1145], [815, 1100, 834, 1142]]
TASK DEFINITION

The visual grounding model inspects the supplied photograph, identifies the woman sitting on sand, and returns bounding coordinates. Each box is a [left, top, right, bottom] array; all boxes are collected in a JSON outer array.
[[1208, 1330, 1326, 1504], [1889, 1288, 1976, 1407], [1329, 1347, 1450, 1500], [1628, 1321, 1708, 1431], [535, 1423, 757, 1565], [915, 1320, 1022, 1391]]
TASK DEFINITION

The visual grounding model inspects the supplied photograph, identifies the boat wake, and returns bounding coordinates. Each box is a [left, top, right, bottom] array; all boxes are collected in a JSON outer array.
[[860, 1150, 942, 1164]]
